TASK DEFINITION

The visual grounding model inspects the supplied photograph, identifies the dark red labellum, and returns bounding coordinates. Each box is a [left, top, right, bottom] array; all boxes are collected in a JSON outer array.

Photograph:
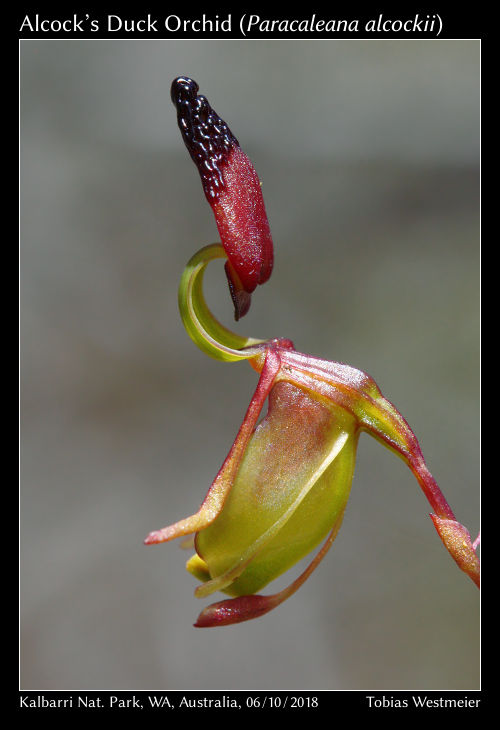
[[171, 77, 274, 319]]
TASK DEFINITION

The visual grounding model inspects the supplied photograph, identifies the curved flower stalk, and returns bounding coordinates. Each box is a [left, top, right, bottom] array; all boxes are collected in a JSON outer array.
[[144, 78, 479, 627]]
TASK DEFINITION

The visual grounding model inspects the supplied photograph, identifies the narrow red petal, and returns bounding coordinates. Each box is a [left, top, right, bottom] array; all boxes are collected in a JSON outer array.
[[224, 260, 252, 321], [430, 514, 480, 588], [194, 594, 279, 628]]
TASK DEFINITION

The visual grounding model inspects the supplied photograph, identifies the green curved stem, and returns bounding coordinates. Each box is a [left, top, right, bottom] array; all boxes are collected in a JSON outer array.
[[178, 244, 266, 362]]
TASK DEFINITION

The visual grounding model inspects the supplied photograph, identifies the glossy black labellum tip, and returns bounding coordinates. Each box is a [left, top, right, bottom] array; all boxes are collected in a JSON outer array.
[[170, 76, 238, 200], [171, 76, 199, 106]]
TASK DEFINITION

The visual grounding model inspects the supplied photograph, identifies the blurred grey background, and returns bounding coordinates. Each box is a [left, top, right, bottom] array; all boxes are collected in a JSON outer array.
[[20, 40, 479, 690]]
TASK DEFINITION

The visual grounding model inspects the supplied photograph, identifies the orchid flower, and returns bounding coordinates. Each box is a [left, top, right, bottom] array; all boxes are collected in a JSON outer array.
[[145, 77, 479, 627]]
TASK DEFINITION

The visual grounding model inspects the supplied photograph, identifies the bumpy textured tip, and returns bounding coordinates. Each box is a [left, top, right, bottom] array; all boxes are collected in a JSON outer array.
[[170, 76, 238, 200]]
